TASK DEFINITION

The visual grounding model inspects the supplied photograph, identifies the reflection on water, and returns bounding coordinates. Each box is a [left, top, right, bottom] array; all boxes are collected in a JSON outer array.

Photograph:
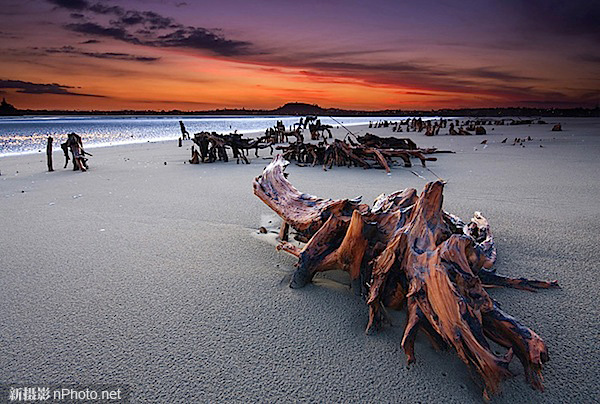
[[0, 115, 403, 156]]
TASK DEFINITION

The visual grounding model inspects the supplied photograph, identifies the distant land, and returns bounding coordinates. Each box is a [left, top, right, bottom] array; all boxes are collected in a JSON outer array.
[[1, 99, 598, 118]]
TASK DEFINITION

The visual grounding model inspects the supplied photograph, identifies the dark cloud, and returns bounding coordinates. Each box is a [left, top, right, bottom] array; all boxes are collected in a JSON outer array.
[[304, 49, 395, 59], [65, 21, 251, 56], [47, 0, 90, 11], [464, 67, 537, 82], [404, 91, 435, 96], [88, 3, 124, 15], [70, 12, 85, 19], [0, 79, 104, 97], [89, 52, 158, 62], [45, 46, 160, 62], [48, 0, 255, 56], [80, 39, 100, 44], [119, 11, 175, 29], [66, 22, 139, 43], [308, 61, 425, 74], [119, 12, 144, 26], [154, 28, 251, 56]]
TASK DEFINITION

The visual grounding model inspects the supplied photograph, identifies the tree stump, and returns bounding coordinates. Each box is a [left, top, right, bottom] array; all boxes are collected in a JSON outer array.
[[46, 136, 54, 172], [253, 156, 559, 399]]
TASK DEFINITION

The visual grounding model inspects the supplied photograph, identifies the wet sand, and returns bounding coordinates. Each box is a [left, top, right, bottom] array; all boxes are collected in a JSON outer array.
[[1, 118, 599, 402]]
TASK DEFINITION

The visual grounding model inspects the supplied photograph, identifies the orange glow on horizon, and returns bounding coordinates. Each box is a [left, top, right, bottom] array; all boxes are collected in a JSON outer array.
[[0, 49, 530, 112]]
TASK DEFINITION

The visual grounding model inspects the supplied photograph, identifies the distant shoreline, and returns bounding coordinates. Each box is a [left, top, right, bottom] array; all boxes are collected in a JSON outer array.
[[1, 101, 598, 118]]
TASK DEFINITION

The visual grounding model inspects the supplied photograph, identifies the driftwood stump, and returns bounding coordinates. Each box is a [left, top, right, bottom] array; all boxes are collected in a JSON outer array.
[[46, 136, 54, 172], [253, 156, 559, 399], [61, 133, 89, 171]]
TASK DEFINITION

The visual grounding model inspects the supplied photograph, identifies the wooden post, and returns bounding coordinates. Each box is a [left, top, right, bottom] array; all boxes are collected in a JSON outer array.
[[46, 136, 54, 172], [178, 137, 182, 147]]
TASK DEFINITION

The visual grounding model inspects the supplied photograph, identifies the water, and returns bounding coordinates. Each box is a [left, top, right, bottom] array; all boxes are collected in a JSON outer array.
[[0, 115, 407, 156]]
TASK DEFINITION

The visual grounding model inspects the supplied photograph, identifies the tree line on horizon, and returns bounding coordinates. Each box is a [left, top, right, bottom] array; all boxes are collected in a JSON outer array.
[[1, 99, 598, 117]]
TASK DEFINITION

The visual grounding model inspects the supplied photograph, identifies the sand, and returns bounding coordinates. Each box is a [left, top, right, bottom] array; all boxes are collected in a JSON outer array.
[[1, 118, 599, 402]]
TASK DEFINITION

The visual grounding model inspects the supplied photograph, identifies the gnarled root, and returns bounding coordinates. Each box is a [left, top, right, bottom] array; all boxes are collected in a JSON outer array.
[[253, 157, 559, 398], [253, 156, 364, 239]]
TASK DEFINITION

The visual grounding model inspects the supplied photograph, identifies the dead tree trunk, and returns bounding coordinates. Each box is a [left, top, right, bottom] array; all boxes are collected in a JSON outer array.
[[253, 156, 559, 399], [46, 136, 54, 172]]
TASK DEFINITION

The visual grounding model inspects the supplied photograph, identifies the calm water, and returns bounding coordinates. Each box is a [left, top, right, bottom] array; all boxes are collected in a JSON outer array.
[[0, 115, 407, 156]]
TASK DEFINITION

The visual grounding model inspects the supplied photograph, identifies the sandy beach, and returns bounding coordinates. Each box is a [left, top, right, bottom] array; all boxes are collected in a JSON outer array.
[[1, 118, 599, 402]]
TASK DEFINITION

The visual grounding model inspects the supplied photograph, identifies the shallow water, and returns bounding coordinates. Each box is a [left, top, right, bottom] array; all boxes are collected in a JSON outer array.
[[0, 115, 409, 156]]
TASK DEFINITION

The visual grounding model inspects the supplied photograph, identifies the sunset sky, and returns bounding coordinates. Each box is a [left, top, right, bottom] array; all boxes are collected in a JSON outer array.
[[0, 0, 598, 110]]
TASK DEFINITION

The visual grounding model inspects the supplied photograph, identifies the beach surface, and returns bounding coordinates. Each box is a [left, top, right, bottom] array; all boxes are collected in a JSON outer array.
[[1, 119, 599, 402]]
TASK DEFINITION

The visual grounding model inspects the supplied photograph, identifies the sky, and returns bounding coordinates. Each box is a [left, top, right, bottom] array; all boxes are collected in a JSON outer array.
[[0, 0, 598, 110]]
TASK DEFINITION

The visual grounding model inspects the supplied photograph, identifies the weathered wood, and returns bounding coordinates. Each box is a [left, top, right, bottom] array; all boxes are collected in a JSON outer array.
[[179, 120, 190, 140], [278, 221, 290, 242], [357, 133, 417, 150], [253, 157, 559, 399], [191, 131, 272, 164], [189, 146, 200, 164], [253, 156, 364, 240], [46, 136, 54, 172], [309, 121, 333, 140], [61, 133, 89, 172], [61, 142, 70, 168], [184, 120, 449, 172], [276, 133, 449, 171]]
